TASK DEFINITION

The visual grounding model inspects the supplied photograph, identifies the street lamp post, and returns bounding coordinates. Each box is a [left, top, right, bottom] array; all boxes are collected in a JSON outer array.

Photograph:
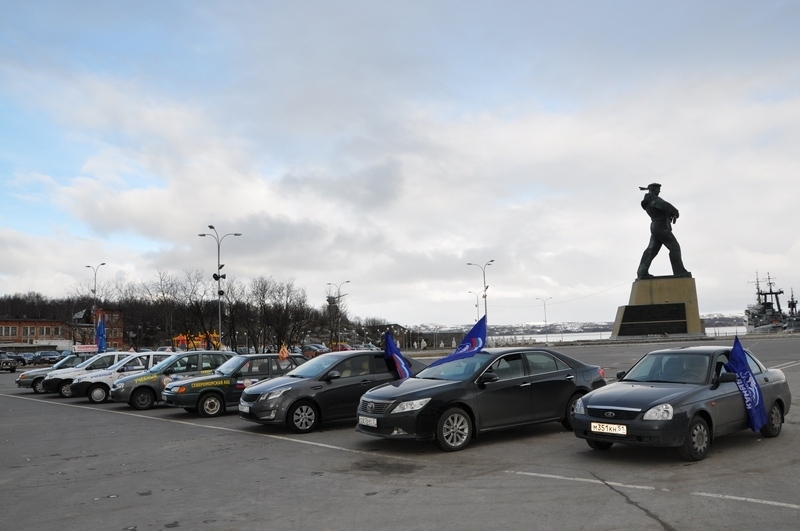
[[199, 225, 242, 348], [85, 262, 106, 336], [467, 259, 494, 320], [537, 297, 552, 344], [468, 291, 480, 322], [327, 280, 350, 346]]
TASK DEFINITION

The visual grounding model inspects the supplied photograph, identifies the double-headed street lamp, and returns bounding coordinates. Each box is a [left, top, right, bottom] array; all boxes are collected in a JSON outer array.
[[467, 259, 494, 319], [537, 296, 552, 344], [85, 262, 106, 328], [327, 280, 350, 346], [199, 225, 242, 347]]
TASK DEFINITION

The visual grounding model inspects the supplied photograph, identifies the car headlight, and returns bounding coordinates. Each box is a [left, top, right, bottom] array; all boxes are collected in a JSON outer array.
[[259, 387, 292, 401], [391, 398, 431, 414], [643, 403, 673, 420], [18, 374, 27, 380], [573, 397, 585, 415]]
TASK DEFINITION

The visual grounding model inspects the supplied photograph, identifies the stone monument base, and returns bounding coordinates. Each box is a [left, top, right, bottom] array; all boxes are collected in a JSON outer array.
[[611, 277, 705, 338]]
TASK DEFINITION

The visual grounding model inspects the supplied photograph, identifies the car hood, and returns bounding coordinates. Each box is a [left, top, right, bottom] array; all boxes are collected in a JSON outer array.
[[19, 367, 55, 377], [582, 381, 700, 409], [242, 376, 298, 396], [364, 377, 461, 400], [45, 367, 85, 378]]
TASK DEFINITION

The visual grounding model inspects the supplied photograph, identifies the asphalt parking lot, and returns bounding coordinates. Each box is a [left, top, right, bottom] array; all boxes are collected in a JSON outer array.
[[2, 337, 800, 530]]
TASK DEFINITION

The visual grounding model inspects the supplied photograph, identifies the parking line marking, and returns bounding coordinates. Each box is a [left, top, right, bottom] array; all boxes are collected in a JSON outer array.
[[507, 470, 656, 490], [770, 361, 800, 370], [1, 392, 417, 461], [507, 470, 800, 511], [691, 492, 800, 510]]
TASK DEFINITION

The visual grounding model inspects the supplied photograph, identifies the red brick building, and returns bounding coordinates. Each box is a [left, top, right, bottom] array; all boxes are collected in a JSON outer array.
[[0, 309, 126, 351]]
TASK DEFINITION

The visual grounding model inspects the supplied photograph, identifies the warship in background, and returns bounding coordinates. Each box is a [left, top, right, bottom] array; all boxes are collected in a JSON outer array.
[[744, 273, 800, 333]]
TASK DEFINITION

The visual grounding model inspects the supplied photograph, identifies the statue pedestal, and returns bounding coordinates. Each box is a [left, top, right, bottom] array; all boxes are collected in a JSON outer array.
[[611, 277, 705, 338]]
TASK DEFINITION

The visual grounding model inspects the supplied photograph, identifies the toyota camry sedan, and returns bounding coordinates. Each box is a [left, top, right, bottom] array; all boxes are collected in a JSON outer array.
[[572, 345, 791, 461], [355, 347, 606, 451]]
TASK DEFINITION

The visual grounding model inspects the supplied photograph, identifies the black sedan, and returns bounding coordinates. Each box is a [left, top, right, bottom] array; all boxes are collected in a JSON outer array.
[[572, 345, 791, 461], [162, 353, 306, 417], [239, 350, 426, 433], [355, 347, 606, 451]]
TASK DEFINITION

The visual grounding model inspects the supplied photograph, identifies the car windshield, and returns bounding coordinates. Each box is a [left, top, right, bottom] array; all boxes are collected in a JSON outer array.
[[52, 356, 75, 369], [108, 355, 142, 370], [215, 355, 248, 375], [75, 354, 103, 369], [415, 353, 494, 381], [149, 353, 183, 373], [622, 352, 711, 384], [285, 354, 342, 378]]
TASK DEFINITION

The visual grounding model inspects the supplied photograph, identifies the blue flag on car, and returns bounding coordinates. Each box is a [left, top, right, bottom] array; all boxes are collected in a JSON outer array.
[[724, 336, 768, 432], [384, 331, 413, 378], [96, 312, 107, 353], [428, 315, 487, 368]]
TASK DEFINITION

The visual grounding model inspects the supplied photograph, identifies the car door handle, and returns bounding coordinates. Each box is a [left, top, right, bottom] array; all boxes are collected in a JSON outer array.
[[360, 379, 371, 385], [565, 375, 575, 380], [519, 382, 531, 387]]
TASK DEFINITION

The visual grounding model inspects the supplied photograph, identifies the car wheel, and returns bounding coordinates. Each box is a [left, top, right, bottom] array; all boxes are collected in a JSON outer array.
[[130, 388, 156, 410], [9, 366, 16, 373], [287, 401, 319, 433], [587, 439, 614, 450], [435, 407, 472, 452], [32, 378, 46, 394], [678, 415, 710, 461], [88, 384, 109, 404], [198, 393, 225, 418], [561, 393, 583, 431], [760, 401, 783, 438], [58, 380, 73, 398]]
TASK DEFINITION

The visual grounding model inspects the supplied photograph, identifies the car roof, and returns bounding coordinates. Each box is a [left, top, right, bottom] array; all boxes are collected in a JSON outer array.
[[646, 346, 733, 355]]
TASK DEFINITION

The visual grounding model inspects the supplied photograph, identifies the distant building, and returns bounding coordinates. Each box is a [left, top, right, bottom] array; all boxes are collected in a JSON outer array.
[[0, 309, 125, 351]]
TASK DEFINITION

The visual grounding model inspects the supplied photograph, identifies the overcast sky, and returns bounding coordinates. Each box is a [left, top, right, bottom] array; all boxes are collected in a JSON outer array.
[[2, 1, 799, 327]]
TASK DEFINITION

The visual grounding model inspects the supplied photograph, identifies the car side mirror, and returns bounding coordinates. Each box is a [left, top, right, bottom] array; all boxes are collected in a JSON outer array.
[[717, 372, 737, 383], [233, 371, 242, 378], [164, 368, 174, 375], [325, 370, 341, 381], [616, 370, 626, 380], [477, 372, 499, 384]]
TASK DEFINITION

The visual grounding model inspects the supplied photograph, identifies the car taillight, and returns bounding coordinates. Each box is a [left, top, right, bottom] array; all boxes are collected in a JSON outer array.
[[598, 368, 605, 379]]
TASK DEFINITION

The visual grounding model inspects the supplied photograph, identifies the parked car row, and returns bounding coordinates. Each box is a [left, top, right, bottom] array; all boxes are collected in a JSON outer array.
[[15, 353, 96, 392], [11, 344, 791, 460]]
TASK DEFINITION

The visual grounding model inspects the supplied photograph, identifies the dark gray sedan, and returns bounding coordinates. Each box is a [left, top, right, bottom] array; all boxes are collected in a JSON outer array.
[[356, 347, 607, 451], [572, 345, 791, 461]]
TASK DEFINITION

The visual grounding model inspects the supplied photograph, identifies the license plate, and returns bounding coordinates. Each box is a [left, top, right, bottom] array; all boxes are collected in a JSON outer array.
[[359, 415, 377, 428], [239, 404, 250, 413], [591, 422, 627, 435]]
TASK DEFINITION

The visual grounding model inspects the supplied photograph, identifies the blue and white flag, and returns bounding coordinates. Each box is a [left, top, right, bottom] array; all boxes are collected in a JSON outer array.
[[96, 312, 107, 353], [428, 315, 487, 368], [724, 336, 768, 432], [384, 331, 413, 378]]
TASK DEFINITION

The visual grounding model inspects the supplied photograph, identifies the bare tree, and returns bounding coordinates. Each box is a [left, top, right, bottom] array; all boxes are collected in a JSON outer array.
[[178, 269, 217, 349]]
